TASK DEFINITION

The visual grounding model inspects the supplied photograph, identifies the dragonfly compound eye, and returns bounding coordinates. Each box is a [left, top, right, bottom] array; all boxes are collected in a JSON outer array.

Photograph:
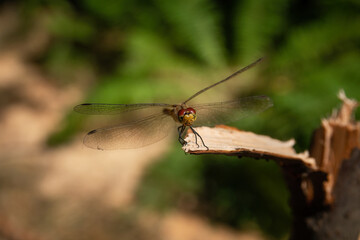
[[187, 107, 196, 115], [178, 108, 197, 126]]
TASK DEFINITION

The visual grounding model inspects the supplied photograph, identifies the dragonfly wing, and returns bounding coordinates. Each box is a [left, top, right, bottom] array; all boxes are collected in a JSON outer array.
[[83, 113, 176, 150], [192, 95, 273, 126], [74, 103, 174, 115]]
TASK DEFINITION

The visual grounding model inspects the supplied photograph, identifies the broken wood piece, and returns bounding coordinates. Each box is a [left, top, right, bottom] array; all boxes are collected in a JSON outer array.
[[309, 90, 360, 205], [183, 125, 317, 171]]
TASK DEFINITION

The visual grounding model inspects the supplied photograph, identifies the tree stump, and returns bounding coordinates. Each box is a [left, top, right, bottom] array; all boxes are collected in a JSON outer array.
[[183, 90, 360, 240]]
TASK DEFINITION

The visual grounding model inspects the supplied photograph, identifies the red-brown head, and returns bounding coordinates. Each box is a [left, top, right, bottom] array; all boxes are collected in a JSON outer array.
[[178, 107, 197, 126]]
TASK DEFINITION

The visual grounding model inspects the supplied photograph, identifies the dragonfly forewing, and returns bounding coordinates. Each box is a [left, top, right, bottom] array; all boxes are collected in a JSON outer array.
[[74, 103, 174, 115]]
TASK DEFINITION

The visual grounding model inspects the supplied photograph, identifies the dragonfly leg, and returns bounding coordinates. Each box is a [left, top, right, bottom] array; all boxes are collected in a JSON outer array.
[[190, 126, 209, 150], [192, 128, 200, 148], [177, 125, 187, 146]]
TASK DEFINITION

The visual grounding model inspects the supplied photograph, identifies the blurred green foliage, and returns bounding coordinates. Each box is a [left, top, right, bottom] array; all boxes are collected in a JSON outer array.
[[14, 0, 360, 238]]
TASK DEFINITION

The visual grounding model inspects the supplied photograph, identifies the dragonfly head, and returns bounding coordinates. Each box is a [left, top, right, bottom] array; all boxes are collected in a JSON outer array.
[[178, 107, 197, 126]]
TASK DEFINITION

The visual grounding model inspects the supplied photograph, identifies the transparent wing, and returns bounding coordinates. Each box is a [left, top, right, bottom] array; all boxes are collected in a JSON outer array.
[[191, 95, 273, 126], [74, 103, 174, 115], [83, 113, 176, 150]]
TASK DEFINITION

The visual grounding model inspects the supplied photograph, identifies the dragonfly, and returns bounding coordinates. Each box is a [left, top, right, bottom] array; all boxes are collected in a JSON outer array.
[[74, 57, 273, 150]]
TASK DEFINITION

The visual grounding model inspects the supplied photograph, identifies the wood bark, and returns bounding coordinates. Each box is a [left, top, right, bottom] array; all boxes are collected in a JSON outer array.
[[183, 90, 360, 240]]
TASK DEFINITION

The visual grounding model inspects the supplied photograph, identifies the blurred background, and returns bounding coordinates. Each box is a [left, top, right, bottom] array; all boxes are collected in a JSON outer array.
[[0, 0, 359, 239]]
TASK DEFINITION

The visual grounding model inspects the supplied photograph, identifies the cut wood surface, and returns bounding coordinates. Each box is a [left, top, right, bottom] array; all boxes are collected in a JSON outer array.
[[183, 125, 317, 170]]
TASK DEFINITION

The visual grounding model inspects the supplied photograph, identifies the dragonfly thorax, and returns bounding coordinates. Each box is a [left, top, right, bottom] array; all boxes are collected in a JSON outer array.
[[178, 107, 197, 126]]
